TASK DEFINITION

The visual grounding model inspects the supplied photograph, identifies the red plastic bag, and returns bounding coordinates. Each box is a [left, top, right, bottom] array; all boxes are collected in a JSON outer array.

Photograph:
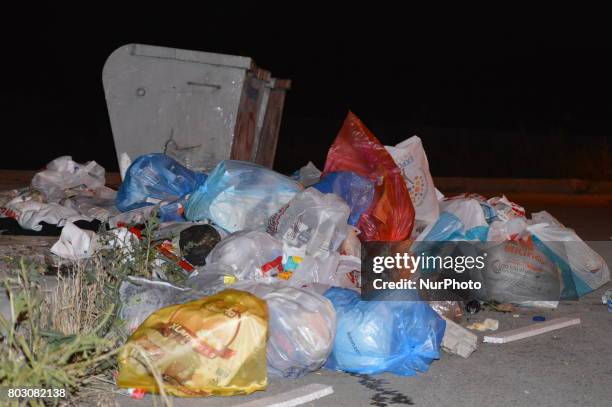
[[323, 112, 414, 241]]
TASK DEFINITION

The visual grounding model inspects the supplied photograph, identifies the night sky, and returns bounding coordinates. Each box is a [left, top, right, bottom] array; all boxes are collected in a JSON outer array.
[[3, 6, 612, 179]]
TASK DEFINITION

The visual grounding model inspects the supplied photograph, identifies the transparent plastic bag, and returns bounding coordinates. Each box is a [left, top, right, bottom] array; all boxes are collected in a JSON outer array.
[[117, 289, 268, 397], [116, 153, 206, 212], [230, 282, 336, 378], [186, 160, 302, 232], [31, 156, 106, 202], [312, 171, 375, 226], [61, 191, 119, 222], [323, 112, 414, 241], [323, 287, 445, 375], [202, 231, 358, 289], [291, 161, 322, 187], [158, 195, 190, 223], [185, 267, 238, 296], [286, 252, 341, 287], [267, 188, 350, 258], [203, 231, 283, 281], [118, 276, 199, 335], [487, 217, 527, 242]]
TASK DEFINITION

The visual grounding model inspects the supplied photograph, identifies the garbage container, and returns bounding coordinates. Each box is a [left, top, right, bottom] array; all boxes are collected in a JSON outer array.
[[103, 44, 290, 173]]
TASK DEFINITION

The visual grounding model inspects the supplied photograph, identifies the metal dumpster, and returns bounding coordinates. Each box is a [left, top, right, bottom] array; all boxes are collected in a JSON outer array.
[[103, 44, 290, 174]]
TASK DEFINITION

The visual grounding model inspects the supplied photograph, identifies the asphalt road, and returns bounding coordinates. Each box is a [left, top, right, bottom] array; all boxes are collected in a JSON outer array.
[[116, 205, 612, 407]]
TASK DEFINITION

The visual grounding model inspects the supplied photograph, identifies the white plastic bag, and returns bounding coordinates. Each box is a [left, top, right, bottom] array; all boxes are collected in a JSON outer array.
[[31, 156, 106, 202], [440, 198, 488, 231], [230, 282, 336, 378], [416, 197, 489, 242], [268, 188, 350, 258], [386, 136, 439, 224], [528, 211, 610, 296], [11, 201, 91, 231], [50, 221, 98, 260], [530, 210, 564, 228]]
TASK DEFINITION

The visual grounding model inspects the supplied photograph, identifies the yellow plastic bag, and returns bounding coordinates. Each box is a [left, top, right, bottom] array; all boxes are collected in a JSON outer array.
[[117, 289, 268, 397]]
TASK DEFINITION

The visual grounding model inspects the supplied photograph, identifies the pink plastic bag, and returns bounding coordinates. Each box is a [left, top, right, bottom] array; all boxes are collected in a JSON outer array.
[[323, 112, 414, 241]]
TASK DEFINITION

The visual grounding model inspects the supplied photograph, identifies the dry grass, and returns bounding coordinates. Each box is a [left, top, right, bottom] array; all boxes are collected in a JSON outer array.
[[0, 218, 178, 406], [47, 262, 115, 336], [0, 260, 118, 406]]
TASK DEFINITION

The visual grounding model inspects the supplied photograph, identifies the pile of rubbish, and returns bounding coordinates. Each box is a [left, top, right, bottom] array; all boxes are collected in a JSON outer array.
[[1, 111, 609, 398]]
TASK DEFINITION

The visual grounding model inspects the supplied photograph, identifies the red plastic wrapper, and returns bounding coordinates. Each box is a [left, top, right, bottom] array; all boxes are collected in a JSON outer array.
[[323, 112, 414, 241]]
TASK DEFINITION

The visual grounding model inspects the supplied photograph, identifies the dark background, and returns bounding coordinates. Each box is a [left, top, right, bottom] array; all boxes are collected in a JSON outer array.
[[3, 6, 611, 179]]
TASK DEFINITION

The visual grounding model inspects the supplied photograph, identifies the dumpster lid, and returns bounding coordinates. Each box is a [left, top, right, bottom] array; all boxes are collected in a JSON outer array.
[[115, 43, 255, 70]]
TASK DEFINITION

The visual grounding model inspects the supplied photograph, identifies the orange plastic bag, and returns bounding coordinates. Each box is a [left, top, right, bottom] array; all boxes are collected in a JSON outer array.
[[323, 112, 414, 241]]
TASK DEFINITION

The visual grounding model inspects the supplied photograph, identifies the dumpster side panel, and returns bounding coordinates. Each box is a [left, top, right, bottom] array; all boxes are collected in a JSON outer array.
[[103, 44, 247, 172]]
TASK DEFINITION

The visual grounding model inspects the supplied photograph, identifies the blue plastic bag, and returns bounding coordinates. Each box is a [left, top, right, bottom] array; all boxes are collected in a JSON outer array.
[[416, 198, 490, 243], [313, 171, 375, 226], [323, 287, 445, 376], [419, 212, 489, 242], [185, 160, 302, 232], [158, 195, 189, 222], [116, 154, 206, 212]]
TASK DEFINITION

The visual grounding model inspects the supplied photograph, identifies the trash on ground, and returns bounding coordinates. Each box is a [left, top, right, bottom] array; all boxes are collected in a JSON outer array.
[[386, 135, 439, 225], [186, 160, 302, 232], [429, 300, 464, 322], [465, 300, 482, 314], [118, 276, 198, 335], [117, 289, 268, 397], [467, 318, 499, 332], [441, 317, 478, 358], [483, 317, 581, 344], [178, 224, 224, 266], [323, 112, 415, 241], [312, 171, 375, 226], [527, 212, 610, 296], [323, 287, 445, 375], [230, 282, 336, 378], [116, 153, 206, 212], [292, 161, 322, 187], [31, 156, 106, 202], [2, 95, 611, 404], [603, 289, 612, 312], [50, 221, 99, 260], [267, 187, 350, 257]]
